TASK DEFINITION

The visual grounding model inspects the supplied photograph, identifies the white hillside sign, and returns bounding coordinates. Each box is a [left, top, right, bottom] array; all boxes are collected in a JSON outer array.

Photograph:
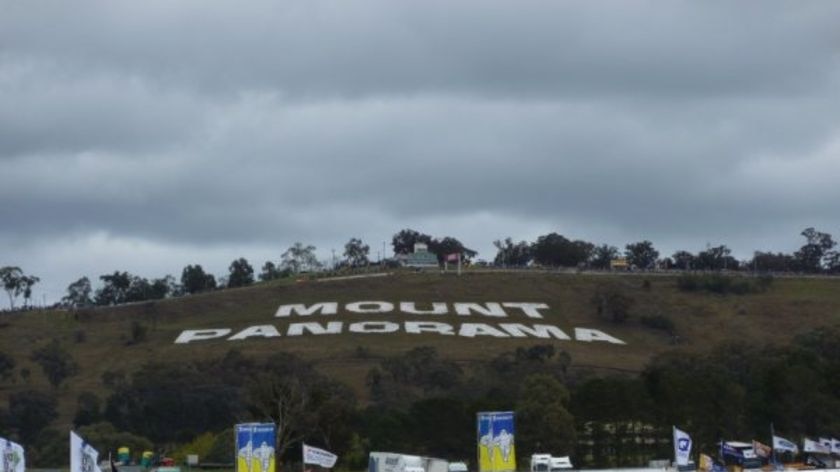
[[174, 301, 627, 345]]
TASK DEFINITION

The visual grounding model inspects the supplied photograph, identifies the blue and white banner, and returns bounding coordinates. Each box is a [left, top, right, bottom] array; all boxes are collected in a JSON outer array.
[[236, 423, 276, 472], [70, 431, 103, 472], [803, 438, 830, 455], [303, 444, 338, 468], [673, 427, 692, 466], [831, 439, 840, 455], [0, 437, 25, 472], [773, 435, 798, 454], [477, 411, 516, 472]]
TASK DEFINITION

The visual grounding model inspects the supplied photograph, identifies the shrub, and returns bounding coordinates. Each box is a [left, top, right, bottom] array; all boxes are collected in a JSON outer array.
[[640, 314, 676, 334]]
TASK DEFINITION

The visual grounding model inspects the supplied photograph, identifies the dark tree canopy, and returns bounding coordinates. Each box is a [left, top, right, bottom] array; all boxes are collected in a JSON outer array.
[[31, 339, 79, 388], [181, 264, 217, 294], [493, 238, 532, 267], [624, 240, 659, 269], [343, 238, 370, 268], [532, 233, 593, 267], [227, 258, 255, 288], [63, 277, 93, 308], [391, 229, 433, 255], [591, 244, 619, 270]]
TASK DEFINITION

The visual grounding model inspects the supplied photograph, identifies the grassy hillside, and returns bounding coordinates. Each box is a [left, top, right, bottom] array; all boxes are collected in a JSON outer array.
[[2, 270, 840, 429]]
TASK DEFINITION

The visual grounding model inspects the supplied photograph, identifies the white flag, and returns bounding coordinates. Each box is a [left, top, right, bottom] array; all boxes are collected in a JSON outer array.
[[773, 435, 799, 454], [0, 437, 25, 472], [803, 438, 830, 455], [831, 439, 840, 455], [673, 426, 692, 467], [70, 431, 103, 472], [302, 444, 338, 469]]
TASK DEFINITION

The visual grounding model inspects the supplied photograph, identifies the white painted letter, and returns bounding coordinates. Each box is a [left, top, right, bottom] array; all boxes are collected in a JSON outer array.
[[502, 303, 549, 319], [400, 302, 448, 315], [287, 322, 343, 336], [458, 323, 510, 338], [574, 328, 626, 345], [499, 324, 571, 340], [275, 302, 338, 317], [405, 321, 455, 335], [228, 325, 281, 341], [346, 301, 394, 314], [349, 321, 400, 333], [454, 303, 507, 317], [174, 329, 231, 344]]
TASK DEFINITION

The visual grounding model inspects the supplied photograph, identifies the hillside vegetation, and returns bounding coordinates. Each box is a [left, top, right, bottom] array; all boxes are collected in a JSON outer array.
[[1, 271, 839, 467]]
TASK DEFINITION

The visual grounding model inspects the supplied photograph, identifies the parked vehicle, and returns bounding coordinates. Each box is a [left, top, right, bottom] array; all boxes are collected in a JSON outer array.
[[369, 452, 448, 472]]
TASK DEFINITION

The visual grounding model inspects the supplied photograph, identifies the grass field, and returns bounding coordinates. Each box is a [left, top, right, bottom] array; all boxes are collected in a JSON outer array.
[[2, 270, 840, 429]]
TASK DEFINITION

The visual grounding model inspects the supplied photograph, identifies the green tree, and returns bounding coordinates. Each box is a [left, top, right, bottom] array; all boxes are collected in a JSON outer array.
[[493, 238, 532, 267], [6, 390, 58, 444], [591, 244, 619, 270], [671, 251, 695, 270], [73, 392, 102, 427], [259, 261, 282, 281], [696, 245, 738, 271], [181, 264, 217, 294], [391, 229, 433, 255], [63, 276, 93, 307], [532, 233, 593, 267], [516, 374, 576, 456], [624, 240, 659, 269], [1, 267, 38, 309], [281, 243, 321, 274], [748, 251, 796, 272], [591, 284, 634, 323], [95, 271, 132, 305], [429, 237, 478, 263], [795, 227, 836, 273], [228, 258, 255, 287], [31, 339, 79, 388], [343, 238, 370, 268], [247, 353, 356, 458]]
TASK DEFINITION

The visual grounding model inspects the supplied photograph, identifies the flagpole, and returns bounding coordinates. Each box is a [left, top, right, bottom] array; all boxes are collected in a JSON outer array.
[[771, 423, 778, 468]]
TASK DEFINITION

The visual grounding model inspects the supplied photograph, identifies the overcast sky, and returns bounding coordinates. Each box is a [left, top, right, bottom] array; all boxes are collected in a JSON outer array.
[[2, 1, 840, 304]]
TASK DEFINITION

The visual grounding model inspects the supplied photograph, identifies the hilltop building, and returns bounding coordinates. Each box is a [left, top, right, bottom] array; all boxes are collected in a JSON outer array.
[[401, 242, 439, 268]]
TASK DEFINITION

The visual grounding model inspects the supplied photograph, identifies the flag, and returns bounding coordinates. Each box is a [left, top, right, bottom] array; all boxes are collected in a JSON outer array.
[[236, 423, 276, 472], [773, 435, 799, 455], [753, 440, 772, 459], [70, 431, 103, 472], [819, 438, 832, 451], [803, 438, 830, 454], [0, 437, 25, 472], [477, 411, 516, 472], [302, 444, 337, 469], [831, 439, 840, 455], [673, 427, 692, 466], [445, 253, 459, 262]]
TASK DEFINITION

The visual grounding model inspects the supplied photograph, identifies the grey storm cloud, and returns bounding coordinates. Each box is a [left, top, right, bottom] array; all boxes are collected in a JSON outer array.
[[1, 0, 840, 302]]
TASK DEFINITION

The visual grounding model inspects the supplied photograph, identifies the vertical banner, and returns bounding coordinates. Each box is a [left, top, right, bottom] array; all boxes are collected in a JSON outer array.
[[673, 426, 692, 467], [477, 411, 516, 472], [70, 431, 103, 472], [236, 423, 277, 472], [1, 437, 25, 472]]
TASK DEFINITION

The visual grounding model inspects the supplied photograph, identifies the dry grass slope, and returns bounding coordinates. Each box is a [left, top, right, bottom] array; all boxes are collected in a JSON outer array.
[[1, 271, 839, 428]]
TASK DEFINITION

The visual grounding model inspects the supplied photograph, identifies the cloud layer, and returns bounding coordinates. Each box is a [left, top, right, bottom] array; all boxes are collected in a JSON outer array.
[[2, 0, 839, 302]]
